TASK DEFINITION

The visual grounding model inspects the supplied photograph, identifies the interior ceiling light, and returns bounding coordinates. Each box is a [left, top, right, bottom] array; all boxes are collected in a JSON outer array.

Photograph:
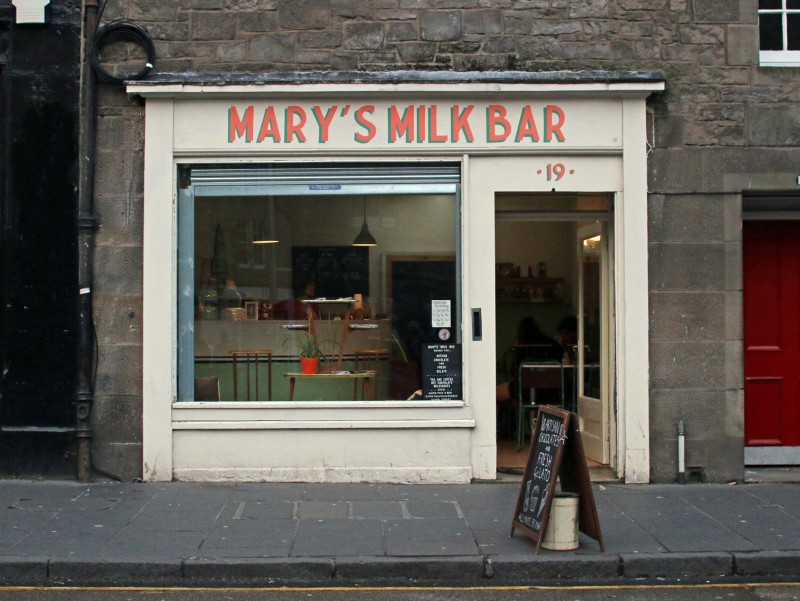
[[352, 197, 377, 247]]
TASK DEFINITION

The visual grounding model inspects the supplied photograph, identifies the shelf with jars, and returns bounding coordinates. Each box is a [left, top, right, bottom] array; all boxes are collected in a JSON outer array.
[[495, 277, 565, 304]]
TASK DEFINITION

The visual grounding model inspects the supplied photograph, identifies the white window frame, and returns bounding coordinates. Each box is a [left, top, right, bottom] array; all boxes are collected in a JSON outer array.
[[759, 1, 800, 67], [177, 165, 463, 405]]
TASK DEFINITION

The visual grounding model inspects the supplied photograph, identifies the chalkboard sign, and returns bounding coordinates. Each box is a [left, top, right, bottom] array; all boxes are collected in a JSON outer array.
[[511, 406, 567, 548], [292, 246, 369, 299], [511, 406, 605, 552], [421, 344, 462, 400]]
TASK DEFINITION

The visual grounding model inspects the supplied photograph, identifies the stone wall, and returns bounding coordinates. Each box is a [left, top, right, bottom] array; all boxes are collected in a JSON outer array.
[[90, 85, 146, 480], [91, 0, 800, 482]]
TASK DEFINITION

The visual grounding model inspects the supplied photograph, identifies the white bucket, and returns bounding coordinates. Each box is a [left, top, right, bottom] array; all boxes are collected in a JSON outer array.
[[541, 492, 579, 550]]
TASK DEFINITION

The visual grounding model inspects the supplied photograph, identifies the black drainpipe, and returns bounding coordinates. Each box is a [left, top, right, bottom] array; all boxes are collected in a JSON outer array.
[[76, 0, 99, 482]]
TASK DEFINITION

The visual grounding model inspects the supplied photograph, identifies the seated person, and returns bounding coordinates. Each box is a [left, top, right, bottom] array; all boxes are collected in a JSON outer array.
[[497, 316, 562, 403], [496, 317, 562, 439], [272, 280, 321, 320], [555, 315, 578, 364], [272, 298, 307, 320]]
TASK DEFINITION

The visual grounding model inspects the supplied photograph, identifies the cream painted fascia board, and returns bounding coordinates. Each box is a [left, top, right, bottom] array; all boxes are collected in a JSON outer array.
[[127, 81, 664, 99]]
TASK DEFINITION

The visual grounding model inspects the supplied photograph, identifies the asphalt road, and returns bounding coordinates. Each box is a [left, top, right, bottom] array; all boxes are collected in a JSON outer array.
[[0, 584, 798, 601]]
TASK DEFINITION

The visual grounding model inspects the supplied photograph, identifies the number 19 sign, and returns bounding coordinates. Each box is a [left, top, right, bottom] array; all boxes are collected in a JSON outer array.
[[537, 162, 575, 181]]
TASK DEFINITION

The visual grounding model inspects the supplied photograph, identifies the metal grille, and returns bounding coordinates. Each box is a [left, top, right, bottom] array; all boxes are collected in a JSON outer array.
[[188, 163, 461, 196]]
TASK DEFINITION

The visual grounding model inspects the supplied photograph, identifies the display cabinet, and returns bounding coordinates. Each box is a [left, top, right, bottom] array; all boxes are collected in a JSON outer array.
[[495, 277, 565, 304]]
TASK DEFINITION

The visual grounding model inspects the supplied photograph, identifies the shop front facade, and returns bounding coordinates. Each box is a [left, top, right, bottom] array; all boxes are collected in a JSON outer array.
[[131, 74, 661, 483], [79, 1, 800, 485]]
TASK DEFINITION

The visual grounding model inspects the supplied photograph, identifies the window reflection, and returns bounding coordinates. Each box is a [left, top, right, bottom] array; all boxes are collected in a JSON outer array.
[[188, 193, 459, 402]]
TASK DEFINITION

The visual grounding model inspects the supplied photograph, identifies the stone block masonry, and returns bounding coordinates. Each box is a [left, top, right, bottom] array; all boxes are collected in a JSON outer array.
[[88, 0, 800, 482]]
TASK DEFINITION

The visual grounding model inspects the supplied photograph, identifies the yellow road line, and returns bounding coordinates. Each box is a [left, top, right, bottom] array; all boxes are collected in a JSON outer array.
[[0, 582, 799, 593]]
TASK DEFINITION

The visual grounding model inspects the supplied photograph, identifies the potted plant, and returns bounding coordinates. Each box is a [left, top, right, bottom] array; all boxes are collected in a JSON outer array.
[[285, 333, 321, 374]]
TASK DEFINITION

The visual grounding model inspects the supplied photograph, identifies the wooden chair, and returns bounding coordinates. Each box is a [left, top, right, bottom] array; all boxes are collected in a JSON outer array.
[[353, 348, 389, 399], [311, 312, 351, 373], [230, 350, 273, 401], [516, 360, 564, 451]]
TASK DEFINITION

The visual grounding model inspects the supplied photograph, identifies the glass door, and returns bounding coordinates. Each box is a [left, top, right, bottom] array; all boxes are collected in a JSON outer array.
[[577, 222, 610, 464]]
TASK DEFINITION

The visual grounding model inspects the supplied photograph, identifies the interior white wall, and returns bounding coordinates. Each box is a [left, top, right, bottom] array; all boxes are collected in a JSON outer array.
[[494, 220, 578, 363], [195, 194, 457, 315]]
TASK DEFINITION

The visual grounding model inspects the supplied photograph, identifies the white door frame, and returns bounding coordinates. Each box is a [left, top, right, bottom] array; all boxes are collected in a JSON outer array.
[[467, 107, 651, 483]]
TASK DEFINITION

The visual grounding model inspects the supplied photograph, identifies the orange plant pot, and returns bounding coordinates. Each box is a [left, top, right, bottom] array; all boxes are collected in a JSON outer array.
[[300, 357, 318, 374]]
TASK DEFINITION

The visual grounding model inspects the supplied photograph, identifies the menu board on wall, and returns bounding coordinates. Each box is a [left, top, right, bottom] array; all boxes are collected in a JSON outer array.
[[292, 246, 369, 299], [421, 343, 462, 400]]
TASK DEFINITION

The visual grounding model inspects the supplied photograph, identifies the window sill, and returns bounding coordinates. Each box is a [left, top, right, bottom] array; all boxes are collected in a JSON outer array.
[[173, 400, 466, 409], [171, 399, 473, 429], [172, 418, 476, 430], [759, 50, 800, 67]]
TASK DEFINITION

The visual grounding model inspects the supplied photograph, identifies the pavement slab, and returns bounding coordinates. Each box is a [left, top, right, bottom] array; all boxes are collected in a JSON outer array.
[[351, 500, 405, 519], [292, 518, 386, 556], [384, 518, 480, 556], [601, 488, 758, 552], [202, 518, 297, 550]]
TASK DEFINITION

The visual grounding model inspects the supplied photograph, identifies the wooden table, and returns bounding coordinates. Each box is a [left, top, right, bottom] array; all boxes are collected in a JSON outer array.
[[284, 371, 377, 401]]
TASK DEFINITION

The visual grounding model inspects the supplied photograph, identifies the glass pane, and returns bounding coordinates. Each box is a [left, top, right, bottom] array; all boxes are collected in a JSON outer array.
[[760, 13, 784, 50], [496, 193, 609, 213], [788, 0, 800, 9], [189, 192, 460, 402], [789, 14, 800, 49], [581, 235, 601, 400], [759, 0, 782, 9]]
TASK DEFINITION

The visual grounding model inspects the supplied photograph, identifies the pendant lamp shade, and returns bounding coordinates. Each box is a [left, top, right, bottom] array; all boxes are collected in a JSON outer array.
[[352, 197, 377, 247]]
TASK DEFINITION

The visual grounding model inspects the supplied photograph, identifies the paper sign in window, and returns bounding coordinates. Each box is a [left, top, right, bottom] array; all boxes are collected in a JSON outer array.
[[431, 300, 451, 328]]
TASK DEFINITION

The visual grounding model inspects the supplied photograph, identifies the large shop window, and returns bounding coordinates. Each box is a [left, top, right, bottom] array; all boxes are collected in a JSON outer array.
[[177, 164, 462, 404], [759, 0, 800, 66]]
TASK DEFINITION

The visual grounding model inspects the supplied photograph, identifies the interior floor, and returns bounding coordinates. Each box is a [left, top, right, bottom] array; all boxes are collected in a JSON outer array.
[[497, 438, 618, 483]]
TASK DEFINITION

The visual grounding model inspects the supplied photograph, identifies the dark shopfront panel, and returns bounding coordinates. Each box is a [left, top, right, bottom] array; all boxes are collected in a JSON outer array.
[[0, 2, 81, 476]]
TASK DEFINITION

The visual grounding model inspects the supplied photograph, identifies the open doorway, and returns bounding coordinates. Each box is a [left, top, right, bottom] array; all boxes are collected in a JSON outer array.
[[494, 193, 614, 474]]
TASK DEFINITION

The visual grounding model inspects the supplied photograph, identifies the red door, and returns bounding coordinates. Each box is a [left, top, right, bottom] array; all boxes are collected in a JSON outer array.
[[743, 221, 800, 452]]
